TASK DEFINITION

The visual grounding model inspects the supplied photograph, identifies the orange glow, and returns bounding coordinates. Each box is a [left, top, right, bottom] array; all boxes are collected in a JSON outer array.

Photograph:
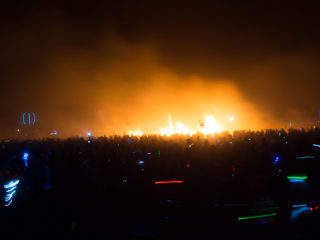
[[154, 180, 183, 184], [128, 130, 144, 136], [21, 39, 280, 139], [159, 115, 195, 136], [201, 115, 222, 134], [128, 114, 223, 136]]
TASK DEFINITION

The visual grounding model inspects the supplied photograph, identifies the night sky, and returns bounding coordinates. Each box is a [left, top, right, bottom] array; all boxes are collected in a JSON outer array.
[[1, 1, 320, 138]]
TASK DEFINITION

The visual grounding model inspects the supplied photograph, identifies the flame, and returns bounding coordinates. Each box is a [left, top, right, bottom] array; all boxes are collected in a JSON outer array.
[[128, 130, 144, 136], [127, 114, 222, 136], [201, 115, 222, 134], [159, 114, 195, 136]]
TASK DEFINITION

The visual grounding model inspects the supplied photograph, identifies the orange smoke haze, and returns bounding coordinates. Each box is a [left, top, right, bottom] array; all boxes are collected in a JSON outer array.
[[38, 38, 276, 137], [2, 1, 319, 139]]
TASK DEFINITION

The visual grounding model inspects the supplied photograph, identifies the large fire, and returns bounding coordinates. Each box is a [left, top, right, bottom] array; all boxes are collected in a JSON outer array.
[[201, 116, 222, 134], [159, 114, 195, 136], [129, 114, 222, 137]]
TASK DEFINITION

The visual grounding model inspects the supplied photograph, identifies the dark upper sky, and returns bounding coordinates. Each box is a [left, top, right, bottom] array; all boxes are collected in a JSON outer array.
[[1, 0, 320, 138]]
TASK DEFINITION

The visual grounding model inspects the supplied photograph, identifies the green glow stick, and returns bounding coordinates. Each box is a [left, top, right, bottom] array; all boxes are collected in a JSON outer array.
[[238, 213, 277, 220], [287, 176, 308, 180]]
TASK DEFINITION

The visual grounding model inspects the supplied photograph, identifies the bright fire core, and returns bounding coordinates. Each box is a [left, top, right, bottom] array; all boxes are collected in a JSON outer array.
[[129, 115, 222, 136]]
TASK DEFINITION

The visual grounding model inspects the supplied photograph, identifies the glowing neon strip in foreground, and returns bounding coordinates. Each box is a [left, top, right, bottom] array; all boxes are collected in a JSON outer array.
[[287, 176, 308, 180], [154, 181, 183, 184], [292, 204, 308, 208], [296, 156, 315, 159], [5, 190, 16, 202], [5, 200, 12, 207], [238, 213, 277, 220], [6, 186, 17, 192], [4, 180, 20, 189], [289, 179, 305, 183]]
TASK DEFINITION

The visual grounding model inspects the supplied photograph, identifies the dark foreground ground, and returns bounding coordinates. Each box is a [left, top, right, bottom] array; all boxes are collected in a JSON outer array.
[[2, 182, 320, 240]]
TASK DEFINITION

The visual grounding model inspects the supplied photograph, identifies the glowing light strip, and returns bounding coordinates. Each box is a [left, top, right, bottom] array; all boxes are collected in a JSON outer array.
[[313, 144, 320, 148], [4, 180, 20, 189], [289, 179, 305, 183], [296, 156, 315, 159], [292, 204, 307, 208], [154, 181, 183, 184], [5, 200, 12, 207], [287, 176, 308, 180], [238, 213, 277, 220], [5, 190, 16, 201], [23, 113, 26, 124], [33, 112, 36, 124], [6, 186, 17, 192]]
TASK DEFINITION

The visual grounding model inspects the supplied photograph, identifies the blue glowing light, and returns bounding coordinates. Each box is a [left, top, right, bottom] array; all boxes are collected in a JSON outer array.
[[6, 186, 17, 193], [274, 156, 279, 164], [4, 180, 20, 189], [5, 190, 16, 202], [290, 207, 311, 223], [4, 180, 19, 207], [289, 179, 305, 183], [313, 144, 320, 148], [292, 204, 308, 208], [22, 152, 29, 166], [5, 200, 13, 207], [20, 112, 36, 125], [139, 160, 144, 165]]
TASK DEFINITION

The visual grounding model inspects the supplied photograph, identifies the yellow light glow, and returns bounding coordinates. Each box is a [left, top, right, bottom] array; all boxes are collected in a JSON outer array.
[[129, 114, 222, 136], [159, 114, 195, 136], [201, 115, 222, 134], [129, 130, 144, 136]]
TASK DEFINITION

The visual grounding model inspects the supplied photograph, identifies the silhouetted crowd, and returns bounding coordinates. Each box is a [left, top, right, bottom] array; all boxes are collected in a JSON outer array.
[[2, 126, 320, 238]]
